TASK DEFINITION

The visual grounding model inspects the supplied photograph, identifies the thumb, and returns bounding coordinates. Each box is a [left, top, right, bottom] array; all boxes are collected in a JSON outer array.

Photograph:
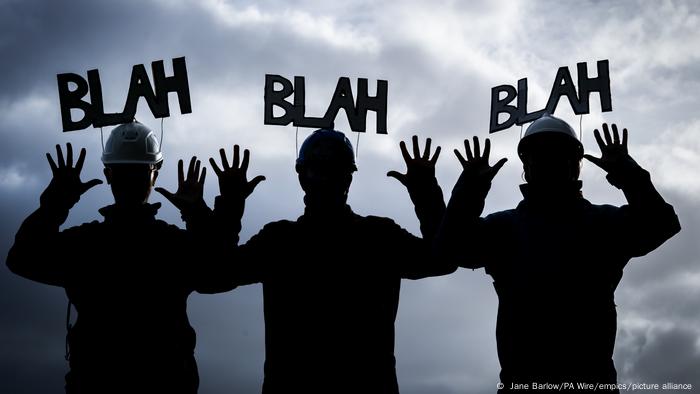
[[386, 171, 407, 186], [492, 158, 508, 174], [248, 175, 266, 193], [583, 154, 605, 169], [154, 187, 178, 205], [81, 179, 103, 193]]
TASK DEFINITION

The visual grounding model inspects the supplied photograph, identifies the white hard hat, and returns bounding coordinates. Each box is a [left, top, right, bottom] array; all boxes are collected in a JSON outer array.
[[518, 113, 583, 158], [101, 121, 163, 166]]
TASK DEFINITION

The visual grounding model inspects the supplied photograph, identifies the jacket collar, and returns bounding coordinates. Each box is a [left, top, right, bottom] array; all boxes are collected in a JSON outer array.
[[518, 180, 584, 211], [299, 203, 355, 225], [98, 202, 160, 225]]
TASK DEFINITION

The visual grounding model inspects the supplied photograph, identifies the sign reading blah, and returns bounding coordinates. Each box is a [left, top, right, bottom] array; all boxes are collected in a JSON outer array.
[[489, 60, 612, 133], [57, 57, 192, 132], [264, 75, 388, 134]]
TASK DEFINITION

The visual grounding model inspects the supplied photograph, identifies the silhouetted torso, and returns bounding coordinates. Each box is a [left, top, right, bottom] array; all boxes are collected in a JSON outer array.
[[230, 204, 448, 394], [9, 203, 209, 394], [466, 181, 679, 391], [488, 183, 619, 386]]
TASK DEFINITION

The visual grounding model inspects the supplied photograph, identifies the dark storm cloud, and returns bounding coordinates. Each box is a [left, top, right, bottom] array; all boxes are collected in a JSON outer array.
[[611, 191, 700, 387], [0, 0, 184, 99], [616, 325, 700, 389], [1, 0, 699, 393]]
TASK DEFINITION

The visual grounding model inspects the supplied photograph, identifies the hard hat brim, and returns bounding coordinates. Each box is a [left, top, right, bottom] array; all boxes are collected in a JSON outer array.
[[518, 131, 584, 159]]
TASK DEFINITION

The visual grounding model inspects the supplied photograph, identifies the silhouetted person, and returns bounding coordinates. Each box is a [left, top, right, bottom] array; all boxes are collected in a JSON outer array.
[[200, 130, 455, 393], [6, 121, 232, 394], [437, 115, 681, 393]]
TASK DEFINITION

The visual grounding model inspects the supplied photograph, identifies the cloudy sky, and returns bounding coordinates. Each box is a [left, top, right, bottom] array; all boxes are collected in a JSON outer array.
[[1, 0, 699, 393]]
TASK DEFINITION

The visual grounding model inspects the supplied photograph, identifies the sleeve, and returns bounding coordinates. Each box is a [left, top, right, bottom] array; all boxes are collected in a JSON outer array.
[[434, 177, 499, 270], [370, 217, 456, 280], [6, 205, 83, 287], [608, 166, 681, 259], [384, 173, 456, 279], [442, 215, 500, 270], [405, 177, 446, 243], [182, 196, 275, 293], [220, 223, 277, 286]]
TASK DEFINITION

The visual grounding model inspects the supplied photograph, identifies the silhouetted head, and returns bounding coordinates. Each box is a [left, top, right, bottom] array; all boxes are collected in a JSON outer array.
[[296, 129, 357, 211], [104, 163, 160, 205], [518, 114, 583, 187], [101, 121, 163, 206]]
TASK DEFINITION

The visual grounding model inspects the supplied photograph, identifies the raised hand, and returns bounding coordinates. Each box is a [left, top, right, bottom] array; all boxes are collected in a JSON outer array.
[[454, 136, 507, 185], [387, 135, 441, 191], [40, 143, 103, 210], [209, 145, 265, 201], [583, 123, 637, 174], [156, 157, 206, 212]]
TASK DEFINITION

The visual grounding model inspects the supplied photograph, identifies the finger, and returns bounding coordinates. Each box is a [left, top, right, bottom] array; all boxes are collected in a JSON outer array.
[[232, 145, 240, 169], [66, 143, 73, 167], [593, 129, 605, 150], [423, 138, 432, 159], [491, 158, 508, 175], [483, 138, 491, 161], [612, 124, 620, 145], [430, 146, 441, 165], [154, 187, 176, 204], [241, 149, 250, 172], [81, 179, 103, 193], [386, 171, 407, 186], [194, 160, 201, 181], [209, 158, 222, 176], [583, 154, 604, 169], [187, 157, 197, 181], [219, 148, 230, 170], [602, 123, 613, 145], [199, 167, 207, 185], [75, 148, 87, 173], [399, 141, 411, 163], [454, 149, 467, 167], [47, 153, 58, 173], [473, 136, 481, 159], [464, 139, 473, 161], [178, 159, 184, 186], [56, 144, 65, 168], [248, 175, 266, 193], [410, 135, 419, 159], [622, 128, 628, 149]]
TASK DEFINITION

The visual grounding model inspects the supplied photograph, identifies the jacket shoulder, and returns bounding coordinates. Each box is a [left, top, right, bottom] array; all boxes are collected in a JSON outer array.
[[154, 219, 187, 233], [258, 219, 297, 235], [362, 214, 398, 225], [360, 215, 404, 231], [583, 201, 627, 220], [484, 208, 519, 224], [61, 220, 102, 236]]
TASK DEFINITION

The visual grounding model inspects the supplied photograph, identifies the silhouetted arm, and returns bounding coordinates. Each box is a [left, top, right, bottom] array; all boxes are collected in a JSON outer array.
[[6, 144, 101, 286], [157, 156, 242, 247], [175, 146, 267, 292], [189, 196, 279, 290], [387, 136, 446, 240], [615, 167, 680, 256], [386, 217, 456, 280], [175, 197, 248, 294], [435, 137, 507, 269], [7, 206, 71, 286], [207, 145, 265, 244], [223, 220, 283, 285], [584, 124, 681, 258], [386, 136, 457, 278], [155, 155, 242, 293]]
